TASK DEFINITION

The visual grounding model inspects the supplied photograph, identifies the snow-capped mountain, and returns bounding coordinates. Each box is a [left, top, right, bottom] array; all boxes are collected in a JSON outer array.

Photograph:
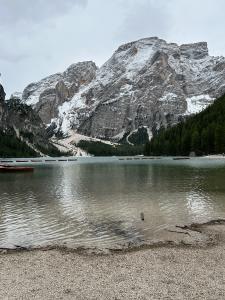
[[22, 37, 225, 141], [22, 61, 97, 124]]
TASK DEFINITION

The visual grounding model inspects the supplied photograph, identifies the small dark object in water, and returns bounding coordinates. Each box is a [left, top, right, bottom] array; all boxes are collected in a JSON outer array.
[[173, 157, 190, 160], [45, 160, 56, 162], [140, 212, 145, 221]]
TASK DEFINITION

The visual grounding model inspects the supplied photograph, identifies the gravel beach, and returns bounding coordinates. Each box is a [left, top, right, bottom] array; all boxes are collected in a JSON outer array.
[[1, 221, 225, 300]]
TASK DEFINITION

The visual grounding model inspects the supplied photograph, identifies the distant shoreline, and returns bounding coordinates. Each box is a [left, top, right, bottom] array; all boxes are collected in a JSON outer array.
[[204, 154, 225, 158], [0, 155, 225, 162]]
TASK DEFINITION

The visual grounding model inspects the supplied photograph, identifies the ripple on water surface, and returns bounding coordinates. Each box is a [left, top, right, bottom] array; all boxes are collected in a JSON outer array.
[[0, 158, 225, 249]]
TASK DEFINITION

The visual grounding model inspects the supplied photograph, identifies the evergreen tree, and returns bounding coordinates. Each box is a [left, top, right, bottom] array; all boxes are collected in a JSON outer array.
[[191, 130, 200, 153], [145, 93, 225, 156]]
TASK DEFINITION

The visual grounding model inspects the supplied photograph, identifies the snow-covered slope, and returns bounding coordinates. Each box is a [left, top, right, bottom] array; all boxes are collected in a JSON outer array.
[[10, 92, 22, 101], [22, 37, 225, 141], [22, 61, 97, 124]]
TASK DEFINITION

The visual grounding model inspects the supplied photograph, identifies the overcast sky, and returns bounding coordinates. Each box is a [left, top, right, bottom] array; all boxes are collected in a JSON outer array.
[[1, 0, 225, 96]]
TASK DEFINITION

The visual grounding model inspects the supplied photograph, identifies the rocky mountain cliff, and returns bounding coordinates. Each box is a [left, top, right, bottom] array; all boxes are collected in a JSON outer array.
[[0, 83, 60, 156], [22, 62, 97, 124], [21, 37, 225, 142]]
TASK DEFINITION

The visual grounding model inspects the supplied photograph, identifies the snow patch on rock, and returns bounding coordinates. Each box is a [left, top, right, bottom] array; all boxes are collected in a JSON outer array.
[[159, 93, 178, 102], [24, 73, 62, 106], [185, 95, 214, 115], [10, 92, 22, 101]]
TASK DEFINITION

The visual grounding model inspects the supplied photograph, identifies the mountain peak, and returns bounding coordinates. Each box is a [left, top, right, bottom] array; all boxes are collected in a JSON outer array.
[[20, 37, 225, 142], [180, 41, 209, 59], [116, 37, 209, 55]]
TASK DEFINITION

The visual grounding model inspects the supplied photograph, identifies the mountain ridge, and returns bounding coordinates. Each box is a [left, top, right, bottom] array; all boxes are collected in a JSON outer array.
[[20, 37, 225, 143]]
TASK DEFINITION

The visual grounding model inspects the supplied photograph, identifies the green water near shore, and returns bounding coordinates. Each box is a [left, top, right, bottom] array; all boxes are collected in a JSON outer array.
[[0, 157, 225, 249]]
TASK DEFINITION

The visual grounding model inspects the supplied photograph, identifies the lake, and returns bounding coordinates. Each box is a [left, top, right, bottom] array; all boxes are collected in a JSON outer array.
[[0, 157, 225, 249]]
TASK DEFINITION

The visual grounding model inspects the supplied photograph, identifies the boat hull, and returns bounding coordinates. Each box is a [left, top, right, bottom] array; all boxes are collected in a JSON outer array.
[[0, 166, 34, 172]]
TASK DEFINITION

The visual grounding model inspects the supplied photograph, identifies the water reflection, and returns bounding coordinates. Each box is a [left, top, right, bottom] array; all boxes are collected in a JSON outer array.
[[0, 159, 225, 248]]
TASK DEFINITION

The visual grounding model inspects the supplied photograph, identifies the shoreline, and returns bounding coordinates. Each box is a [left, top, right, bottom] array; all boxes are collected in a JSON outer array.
[[1, 219, 225, 299], [1, 218, 225, 255], [204, 154, 225, 158], [0, 154, 225, 163]]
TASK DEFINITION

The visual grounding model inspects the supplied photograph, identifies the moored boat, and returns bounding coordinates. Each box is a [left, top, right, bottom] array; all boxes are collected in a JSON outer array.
[[0, 165, 34, 172], [173, 157, 190, 160]]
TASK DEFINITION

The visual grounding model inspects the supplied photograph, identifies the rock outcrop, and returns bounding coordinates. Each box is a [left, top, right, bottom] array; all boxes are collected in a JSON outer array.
[[22, 61, 97, 124], [0, 83, 60, 156], [21, 37, 225, 142], [0, 84, 6, 102]]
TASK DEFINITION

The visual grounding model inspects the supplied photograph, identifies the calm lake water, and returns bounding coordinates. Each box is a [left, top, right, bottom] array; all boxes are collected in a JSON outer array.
[[0, 157, 225, 249]]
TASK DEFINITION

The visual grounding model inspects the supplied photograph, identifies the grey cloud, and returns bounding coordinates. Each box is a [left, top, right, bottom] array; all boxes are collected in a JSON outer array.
[[1, 0, 225, 96], [0, 0, 87, 67], [0, 0, 87, 27], [117, 0, 172, 42], [0, 52, 28, 63]]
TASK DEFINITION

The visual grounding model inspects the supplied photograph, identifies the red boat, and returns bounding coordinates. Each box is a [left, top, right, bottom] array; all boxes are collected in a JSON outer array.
[[0, 165, 34, 172]]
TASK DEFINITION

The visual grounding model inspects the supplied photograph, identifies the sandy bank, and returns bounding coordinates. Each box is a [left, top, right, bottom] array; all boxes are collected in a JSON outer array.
[[1, 220, 225, 299]]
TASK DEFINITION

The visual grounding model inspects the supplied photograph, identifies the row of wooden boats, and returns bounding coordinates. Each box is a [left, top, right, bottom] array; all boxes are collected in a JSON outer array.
[[119, 157, 162, 161], [118, 157, 190, 161], [0, 158, 78, 172], [0, 158, 77, 163], [0, 156, 191, 172], [172, 157, 190, 160]]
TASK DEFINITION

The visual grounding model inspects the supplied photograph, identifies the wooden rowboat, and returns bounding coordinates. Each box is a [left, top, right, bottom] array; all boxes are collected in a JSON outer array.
[[173, 157, 190, 160], [0, 165, 34, 172]]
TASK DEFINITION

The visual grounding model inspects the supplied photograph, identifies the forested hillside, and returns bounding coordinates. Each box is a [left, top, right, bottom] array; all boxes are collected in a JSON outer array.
[[0, 83, 62, 158], [0, 130, 37, 158], [77, 140, 144, 156], [144, 94, 225, 156]]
